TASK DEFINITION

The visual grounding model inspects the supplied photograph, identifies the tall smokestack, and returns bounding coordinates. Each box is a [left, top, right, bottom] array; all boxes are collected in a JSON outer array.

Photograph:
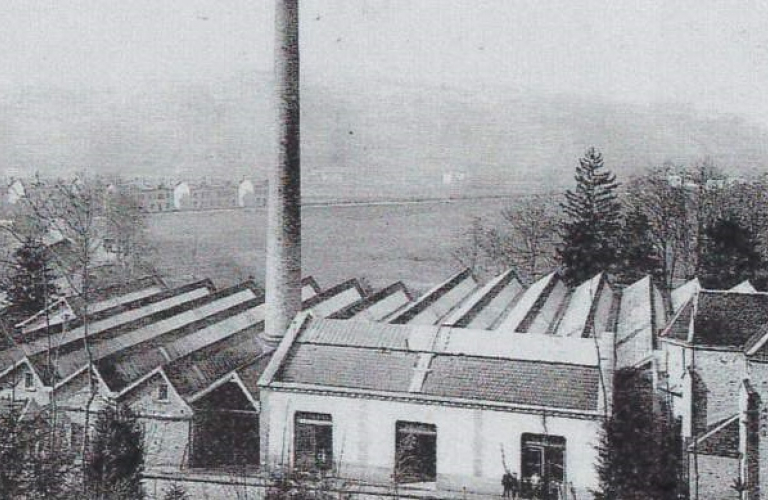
[[264, 0, 301, 344]]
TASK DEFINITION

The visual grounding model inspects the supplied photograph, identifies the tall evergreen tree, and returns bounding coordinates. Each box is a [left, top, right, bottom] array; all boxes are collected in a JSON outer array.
[[558, 148, 622, 285], [5, 236, 59, 321], [698, 216, 767, 289], [84, 403, 145, 500]]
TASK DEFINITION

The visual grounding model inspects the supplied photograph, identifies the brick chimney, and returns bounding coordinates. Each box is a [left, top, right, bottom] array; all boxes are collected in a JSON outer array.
[[263, 0, 301, 344]]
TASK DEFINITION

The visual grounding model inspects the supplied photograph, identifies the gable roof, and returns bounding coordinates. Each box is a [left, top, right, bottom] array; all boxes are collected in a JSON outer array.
[[692, 291, 768, 347], [730, 280, 757, 293], [671, 278, 700, 313], [263, 316, 609, 415]]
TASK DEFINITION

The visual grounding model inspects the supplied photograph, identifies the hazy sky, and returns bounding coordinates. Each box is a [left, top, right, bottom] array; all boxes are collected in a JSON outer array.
[[2, 0, 768, 127]]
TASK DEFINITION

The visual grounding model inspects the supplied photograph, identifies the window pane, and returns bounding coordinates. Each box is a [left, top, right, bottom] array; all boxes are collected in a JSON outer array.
[[395, 421, 437, 483], [295, 412, 333, 471], [521, 433, 566, 496]]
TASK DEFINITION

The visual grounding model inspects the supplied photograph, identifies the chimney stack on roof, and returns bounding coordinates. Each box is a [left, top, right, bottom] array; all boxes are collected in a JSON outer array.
[[263, 0, 302, 345]]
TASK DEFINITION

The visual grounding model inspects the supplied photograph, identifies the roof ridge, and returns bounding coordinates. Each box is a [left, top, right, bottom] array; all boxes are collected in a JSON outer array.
[[445, 269, 520, 327], [20, 278, 215, 340], [97, 297, 265, 367], [302, 278, 364, 309], [389, 268, 474, 324], [517, 273, 560, 333], [328, 282, 410, 320], [27, 281, 251, 360]]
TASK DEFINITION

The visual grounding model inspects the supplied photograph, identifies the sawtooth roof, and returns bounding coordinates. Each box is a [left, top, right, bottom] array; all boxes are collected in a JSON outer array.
[[30, 282, 260, 386], [328, 282, 412, 321], [20, 279, 215, 353], [164, 325, 272, 398], [96, 296, 264, 392], [389, 268, 478, 325], [441, 269, 523, 329]]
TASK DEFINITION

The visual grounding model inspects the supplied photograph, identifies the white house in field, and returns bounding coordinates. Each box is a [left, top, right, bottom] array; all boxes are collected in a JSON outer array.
[[6, 179, 25, 205], [173, 181, 192, 210], [259, 313, 615, 498]]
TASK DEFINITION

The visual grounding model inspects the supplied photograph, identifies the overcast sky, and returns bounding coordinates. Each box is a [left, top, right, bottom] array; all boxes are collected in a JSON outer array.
[[2, 0, 768, 128]]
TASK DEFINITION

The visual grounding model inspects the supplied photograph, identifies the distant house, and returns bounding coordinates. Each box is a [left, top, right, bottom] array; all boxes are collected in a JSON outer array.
[[667, 175, 683, 188], [238, 179, 267, 208], [173, 181, 192, 210], [6, 179, 25, 205], [188, 180, 238, 211], [123, 181, 174, 213], [259, 314, 614, 496]]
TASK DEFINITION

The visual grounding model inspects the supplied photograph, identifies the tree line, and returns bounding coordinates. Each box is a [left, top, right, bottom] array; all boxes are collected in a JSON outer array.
[[455, 148, 768, 290], [0, 175, 155, 499]]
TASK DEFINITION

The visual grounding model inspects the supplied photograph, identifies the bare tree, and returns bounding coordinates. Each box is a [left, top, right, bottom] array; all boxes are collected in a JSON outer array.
[[623, 164, 768, 288], [453, 195, 560, 282], [102, 188, 157, 280], [499, 194, 560, 280], [623, 168, 693, 288], [10, 175, 106, 486]]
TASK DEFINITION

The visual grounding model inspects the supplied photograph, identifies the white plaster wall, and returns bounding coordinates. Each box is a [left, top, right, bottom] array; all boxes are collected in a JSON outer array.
[[120, 373, 194, 469], [0, 363, 50, 405], [262, 390, 602, 494], [660, 341, 692, 436]]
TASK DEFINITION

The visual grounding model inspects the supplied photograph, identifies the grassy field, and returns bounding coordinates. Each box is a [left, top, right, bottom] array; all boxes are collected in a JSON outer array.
[[147, 197, 515, 294]]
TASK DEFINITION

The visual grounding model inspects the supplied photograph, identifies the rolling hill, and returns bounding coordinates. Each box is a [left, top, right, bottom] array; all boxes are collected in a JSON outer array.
[[2, 74, 768, 200]]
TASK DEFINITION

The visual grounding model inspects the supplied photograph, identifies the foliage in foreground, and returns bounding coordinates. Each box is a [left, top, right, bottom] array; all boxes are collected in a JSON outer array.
[[84, 403, 146, 500], [594, 368, 685, 500], [0, 405, 77, 500]]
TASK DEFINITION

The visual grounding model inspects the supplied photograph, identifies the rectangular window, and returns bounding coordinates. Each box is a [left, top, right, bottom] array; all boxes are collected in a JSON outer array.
[[521, 433, 566, 497], [157, 382, 169, 402], [24, 372, 35, 390], [395, 421, 437, 483], [294, 412, 333, 471]]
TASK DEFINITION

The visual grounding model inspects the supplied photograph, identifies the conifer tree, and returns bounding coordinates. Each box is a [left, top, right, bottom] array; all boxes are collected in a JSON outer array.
[[5, 236, 59, 322], [84, 404, 145, 500], [558, 148, 622, 285]]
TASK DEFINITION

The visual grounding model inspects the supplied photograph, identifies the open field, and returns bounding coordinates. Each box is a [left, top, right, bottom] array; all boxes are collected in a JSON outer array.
[[147, 197, 516, 294]]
